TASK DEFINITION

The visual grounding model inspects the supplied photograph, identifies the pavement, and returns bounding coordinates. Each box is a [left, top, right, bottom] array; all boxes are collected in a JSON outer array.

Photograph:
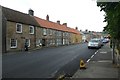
[[71, 43, 120, 80]]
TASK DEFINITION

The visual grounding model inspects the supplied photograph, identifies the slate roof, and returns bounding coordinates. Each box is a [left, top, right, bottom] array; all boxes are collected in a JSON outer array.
[[2, 6, 39, 26]]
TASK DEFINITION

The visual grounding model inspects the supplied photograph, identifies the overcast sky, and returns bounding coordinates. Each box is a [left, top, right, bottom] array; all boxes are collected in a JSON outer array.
[[0, 0, 107, 32]]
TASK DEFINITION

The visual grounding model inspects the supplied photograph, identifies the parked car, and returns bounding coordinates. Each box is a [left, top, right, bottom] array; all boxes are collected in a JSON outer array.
[[88, 38, 102, 49], [100, 38, 104, 46], [102, 38, 109, 43]]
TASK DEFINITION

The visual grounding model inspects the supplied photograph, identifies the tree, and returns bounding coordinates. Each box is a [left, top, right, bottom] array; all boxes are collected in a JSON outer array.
[[97, 2, 120, 39], [97, 2, 120, 64]]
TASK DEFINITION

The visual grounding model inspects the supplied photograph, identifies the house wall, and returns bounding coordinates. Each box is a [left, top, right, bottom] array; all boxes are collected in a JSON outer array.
[[2, 12, 7, 53], [36, 27, 73, 47], [36, 26, 42, 47], [5, 21, 82, 52], [70, 33, 76, 44], [47, 29, 57, 46], [6, 21, 35, 52], [76, 34, 82, 43], [36, 27, 57, 47], [70, 33, 82, 44]]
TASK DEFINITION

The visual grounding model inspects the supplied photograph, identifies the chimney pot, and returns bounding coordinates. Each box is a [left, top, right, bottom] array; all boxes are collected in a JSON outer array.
[[57, 20, 60, 24], [75, 27, 78, 30], [28, 9, 34, 16], [63, 23, 67, 26], [46, 15, 49, 21]]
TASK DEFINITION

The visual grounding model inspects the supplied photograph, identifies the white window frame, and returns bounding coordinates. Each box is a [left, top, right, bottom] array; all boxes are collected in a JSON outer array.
[[43, 28, 47, 35], [10, 39, 17, 48], [16, 23, 22, 33], [25, 39, 30, 47], [29, 26, 34, 34]]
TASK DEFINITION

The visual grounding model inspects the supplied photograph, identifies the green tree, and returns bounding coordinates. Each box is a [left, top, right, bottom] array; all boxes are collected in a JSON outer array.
[[97, 2, 120, 64]]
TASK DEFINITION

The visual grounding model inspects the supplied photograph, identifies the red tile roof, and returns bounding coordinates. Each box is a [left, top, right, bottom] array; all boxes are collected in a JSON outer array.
[[34, 16, 80, 34]]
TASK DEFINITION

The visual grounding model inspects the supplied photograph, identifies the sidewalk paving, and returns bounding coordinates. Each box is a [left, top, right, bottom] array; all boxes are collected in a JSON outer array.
[[72, 43, 120, 79]]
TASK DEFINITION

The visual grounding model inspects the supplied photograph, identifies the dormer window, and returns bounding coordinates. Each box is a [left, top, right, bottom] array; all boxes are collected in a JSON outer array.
[[29, 26, 34, 34], [16, 23, 22, 33]]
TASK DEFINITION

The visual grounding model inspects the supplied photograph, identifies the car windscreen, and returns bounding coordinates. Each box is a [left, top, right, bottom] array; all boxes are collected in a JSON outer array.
[[90, 39, 99, 42]]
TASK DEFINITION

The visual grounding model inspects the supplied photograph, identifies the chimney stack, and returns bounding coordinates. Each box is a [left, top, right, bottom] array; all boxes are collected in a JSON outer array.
[[75, 27, 78, 30], [28, 9, 34, 16], [46, 15, 49, 21], [57, 20, 60, 24], [63, 23, 67, 26]]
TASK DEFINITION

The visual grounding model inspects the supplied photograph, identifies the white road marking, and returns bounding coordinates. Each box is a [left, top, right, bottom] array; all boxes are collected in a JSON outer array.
[[97, 60, 112, 63], [91, 55, 94, 59], [95, 52, 97, 54], [87, 59, 90, 63], [86, 50, 99, 63], [100, 51, 107, 54]]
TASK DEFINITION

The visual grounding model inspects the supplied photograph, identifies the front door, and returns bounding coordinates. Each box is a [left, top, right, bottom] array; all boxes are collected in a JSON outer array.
[[42, 39, 46, 46]]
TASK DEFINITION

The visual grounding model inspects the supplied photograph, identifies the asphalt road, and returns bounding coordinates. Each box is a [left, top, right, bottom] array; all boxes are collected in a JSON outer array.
[[2, 43, 98, 78]]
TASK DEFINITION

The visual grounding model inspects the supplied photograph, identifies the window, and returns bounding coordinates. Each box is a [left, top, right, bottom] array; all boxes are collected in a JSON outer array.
[[36, 39, 42, 46], [63, 32, 65, 36], [43, 28, 47, 35], [29, 26, 34, 34], [66, 32, 68, 36], [25, 39, 30, 47], [58, 31, 61, 36], [16, 23, 22, 33], [52, 30, 55, 34], [49, 29, 52, 35], [10, 39, 17, 48], [56, 31, 59, 36]]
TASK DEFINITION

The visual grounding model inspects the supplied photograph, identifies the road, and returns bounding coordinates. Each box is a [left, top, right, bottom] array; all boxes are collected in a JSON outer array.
[[3, 43, 98, 78]]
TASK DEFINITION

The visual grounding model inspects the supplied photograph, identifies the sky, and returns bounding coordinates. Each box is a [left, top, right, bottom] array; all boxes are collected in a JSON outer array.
[[0, 0, 107, 32]]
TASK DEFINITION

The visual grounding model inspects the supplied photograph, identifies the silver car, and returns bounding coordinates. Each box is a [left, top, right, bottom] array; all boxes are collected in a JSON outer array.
[[88, 38, 102, 49]]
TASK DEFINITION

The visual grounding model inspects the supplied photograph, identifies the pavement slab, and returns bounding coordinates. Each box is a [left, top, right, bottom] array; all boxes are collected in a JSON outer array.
[[72, 43, 119, 79], [72, 61, 118, 78]]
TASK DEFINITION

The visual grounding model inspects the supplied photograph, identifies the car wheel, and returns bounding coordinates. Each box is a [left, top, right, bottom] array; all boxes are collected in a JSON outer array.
[[88, 47, 90, 49]]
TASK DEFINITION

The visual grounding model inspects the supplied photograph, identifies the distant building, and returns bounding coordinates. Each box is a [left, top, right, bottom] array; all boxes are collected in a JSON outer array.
[[81, 31, 103, 42]]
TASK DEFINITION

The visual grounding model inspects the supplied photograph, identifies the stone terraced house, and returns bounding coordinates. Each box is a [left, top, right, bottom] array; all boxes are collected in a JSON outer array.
[[2, 6, 82, 53]]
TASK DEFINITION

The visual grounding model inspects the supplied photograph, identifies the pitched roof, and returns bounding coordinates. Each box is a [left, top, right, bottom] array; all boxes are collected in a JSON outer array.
[[67, 27, 80, 34], [2, 6, 39, 26], [34, 16, 80, 34], [2, 6, 80, 34]]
